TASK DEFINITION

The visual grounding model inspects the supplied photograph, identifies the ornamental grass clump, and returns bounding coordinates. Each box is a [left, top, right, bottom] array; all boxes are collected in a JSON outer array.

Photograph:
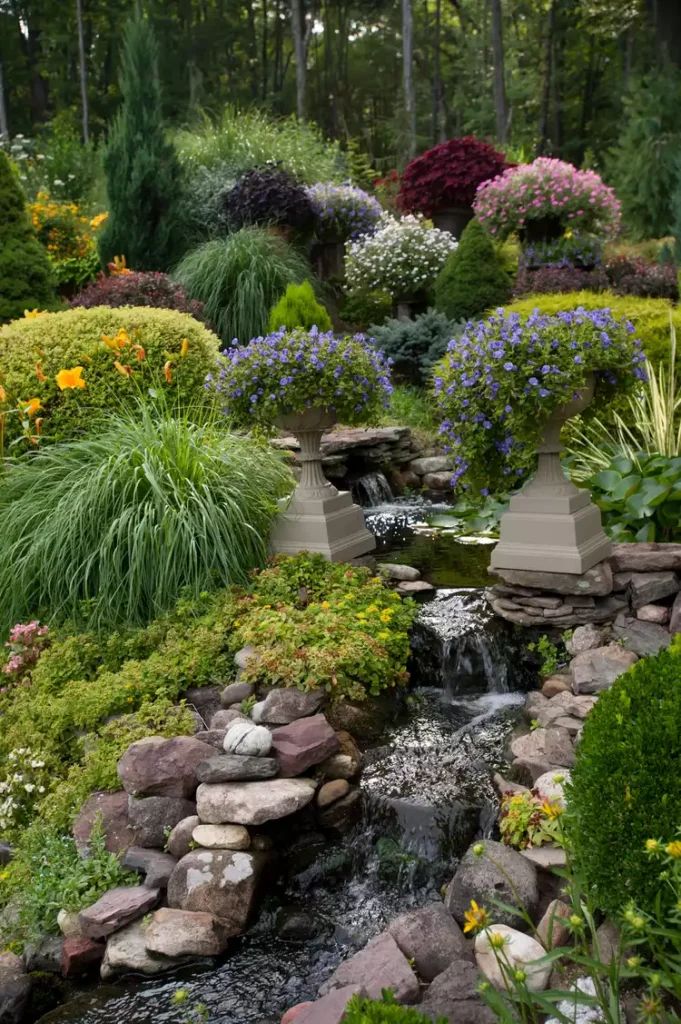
[[345, 213, 458, 299], [208, 326, 392, 427], [433, 307, 646, 493], [397, 136, 509, 217], [474, 157, 621, 241], [307, 182, 382, 242]]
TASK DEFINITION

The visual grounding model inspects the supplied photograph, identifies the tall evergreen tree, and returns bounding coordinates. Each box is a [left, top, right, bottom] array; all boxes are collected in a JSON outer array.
[[98, 11, 182, 272], [0, 150, 56, 323]]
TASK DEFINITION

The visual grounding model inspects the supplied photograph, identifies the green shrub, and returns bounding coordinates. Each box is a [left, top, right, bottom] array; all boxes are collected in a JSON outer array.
[[504, 291, 681, 370], [98, 12, 183, 271], [568, 641, 681, 915], [379, 385, 440, 440], [344, 992, 446, 1024], [342, 289, 393, 331], [0, 151, 58, 323], [0, 305, 220, 445], [174, 229, 310, 344], [434, 218, 510, 321], [370, 309, 464, 386], [0, 404, 292, 632], [268, 280, 332, 333]]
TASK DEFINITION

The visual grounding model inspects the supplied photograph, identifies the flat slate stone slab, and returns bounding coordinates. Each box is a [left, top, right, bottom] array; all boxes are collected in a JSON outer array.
[[490, 562, 613, 596], [196, 778, 317, 825], [195, 755, 279, 784], [79, 886, 160, 940]]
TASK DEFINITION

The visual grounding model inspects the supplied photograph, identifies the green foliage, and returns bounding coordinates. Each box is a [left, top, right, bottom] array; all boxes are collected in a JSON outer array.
[[584, 452, 681, 542], [609, 68, 681, 240], [98, 13, 183, 271], [568, 641, 681, 915], [234, 554, 417, 702], [499, 787, 564, 850], [0, 819, 137, 948], [268, 280, 332, 333], [504, 291, 681, 371], [174, 229, 310, 344], [0, 151, 58, 323], [428, 493, 509, 536], [343, 991, 445, 1024], [0, 404, 292, 632], [673, 154, 681, 266], [0, 306, 220, 444], [341, 289, 393, 331], [370, 309, 464, 386], [434, 219, 511, 321], [379, 385, 440, 441], [527, 634, 562, 677]]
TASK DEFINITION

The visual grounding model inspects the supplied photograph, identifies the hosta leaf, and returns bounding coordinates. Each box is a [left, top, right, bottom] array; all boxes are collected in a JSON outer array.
[[593, 470, 622, 491], [635, 522, 656, 542], [610, 474, 641, 501]]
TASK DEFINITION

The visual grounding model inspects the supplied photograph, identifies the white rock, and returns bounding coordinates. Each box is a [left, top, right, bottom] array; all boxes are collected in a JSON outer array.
[[475, 924, 551, 992], [101, 920, 176, 979], [534, 770, 571, 810], [192, 824, 250, 850], [57, 909, 83, 938], [196, 778, 317, 825], [223, 721, 272, 757], [545, 977, 605, 1024], [250, 701, 267, 724]]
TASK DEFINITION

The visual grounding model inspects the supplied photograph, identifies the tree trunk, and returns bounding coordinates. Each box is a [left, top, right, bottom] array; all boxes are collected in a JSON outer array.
[[0, 63, 8, 140], [647, 0, 681, 67], [76, 0, 90, 144], [537, 0, 556, 155], [262, 0, 268, 100], [431, 0, 442, 144], [291, 0, 306, 121], [402, 0, 416, 159], [490, 0, 508, 143]]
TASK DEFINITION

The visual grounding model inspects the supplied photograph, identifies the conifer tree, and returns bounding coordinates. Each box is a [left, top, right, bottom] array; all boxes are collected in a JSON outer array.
[[98, 11, 182, 272], [268, 281, 332, 333], [434, 218, 510, 322], [0, 150, 56, 323]]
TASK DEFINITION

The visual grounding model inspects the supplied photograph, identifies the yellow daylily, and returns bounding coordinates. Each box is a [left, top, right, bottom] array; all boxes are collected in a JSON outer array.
[[24, 309, 48, 319], [55, 367, 86, 390], [102, 329, 130, 352], [89, 212, 108, 230], [180, 338, 189, 358]]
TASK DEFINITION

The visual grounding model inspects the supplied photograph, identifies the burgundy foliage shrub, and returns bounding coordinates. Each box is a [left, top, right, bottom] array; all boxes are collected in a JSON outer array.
[[604, 256, 679, 301], [70, 271, 207, 322], [513, 266, 609, 297], [397, 137, 510, 218]]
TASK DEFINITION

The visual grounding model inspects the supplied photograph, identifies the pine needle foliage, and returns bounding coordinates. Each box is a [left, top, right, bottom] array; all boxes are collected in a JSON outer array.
[[98, 12, 183, 271], [0, 402, 293, 632], [268, 280, 332, 333], [434, 218, 510, 322]]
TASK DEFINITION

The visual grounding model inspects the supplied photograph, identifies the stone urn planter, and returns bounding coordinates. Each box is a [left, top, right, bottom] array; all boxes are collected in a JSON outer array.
[[432, 204, 474, 240], [268, 407, 376, 562], [490, 373, 612, 574], [393, 291, 429, 322], [311, 240, 345, 281], [518, 215, 564, 245]]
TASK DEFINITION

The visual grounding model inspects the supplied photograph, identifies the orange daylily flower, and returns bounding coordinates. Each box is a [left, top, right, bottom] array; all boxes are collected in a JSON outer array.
[[113, 361, 133, 377], [0, 386, 6, 402], [132, 344, 146, 363], [56, 367, 86, 390], [35, 417, 43, 435], [89, 212, 108, 230], [35, 361, 46, 382], [108, 255, 132, 276], [164, 361, 173, 383], [102, 329, 130, 352], [21, 398, 43, 417], [180, 338, 189, 358]]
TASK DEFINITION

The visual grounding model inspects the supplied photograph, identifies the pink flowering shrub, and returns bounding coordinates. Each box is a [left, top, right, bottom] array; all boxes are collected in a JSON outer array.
[[2, 622, 49, 691], [474, 158, 621, 241]]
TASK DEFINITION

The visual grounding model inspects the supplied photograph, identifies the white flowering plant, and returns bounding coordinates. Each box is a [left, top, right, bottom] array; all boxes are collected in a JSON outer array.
[[0, 748, 51, 838], [345, 213, 458, 299]]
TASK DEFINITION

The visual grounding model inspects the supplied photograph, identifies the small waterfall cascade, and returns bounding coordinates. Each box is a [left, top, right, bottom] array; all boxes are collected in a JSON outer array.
[[352, 471, 393, 507]]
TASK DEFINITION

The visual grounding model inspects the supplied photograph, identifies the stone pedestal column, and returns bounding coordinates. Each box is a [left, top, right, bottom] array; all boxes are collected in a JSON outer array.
[[490, 374, 612, 574], [269, 409, 376, 562]]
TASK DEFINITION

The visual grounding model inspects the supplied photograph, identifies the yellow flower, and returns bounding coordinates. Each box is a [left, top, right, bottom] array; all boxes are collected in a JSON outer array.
[[180, 337, 189, 358], [89, 212, 108, 229], [645, 839, 661, 853], [488, 931, 506, 949], [356, 612, 366, 620], [55, 367, 86, 390], [320, 601, 330, 609], [23, 309, 48, 319], [391, 592, 401, 600], [233, 619, 241, 627], [378, 631, 389, 640], [20, 398, 43, 418], [463, 900, 487, 934], [666, 841, 681, 859], [542, 801, 563, 820], [102, 329, 130, 352], [365, 604, 379, 614], [113, 361, 133, 377], [108, 255, 132, 276]]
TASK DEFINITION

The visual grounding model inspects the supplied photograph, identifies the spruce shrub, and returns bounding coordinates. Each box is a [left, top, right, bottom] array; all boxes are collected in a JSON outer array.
[[268, 281, 332, 333], [370, 309, 464, 386], [98, 12, 183, 271], [568, 642, 681, 915], [0, 306, 219, 444], [0, 151, 58, 322], [434, 218, 510, 321]]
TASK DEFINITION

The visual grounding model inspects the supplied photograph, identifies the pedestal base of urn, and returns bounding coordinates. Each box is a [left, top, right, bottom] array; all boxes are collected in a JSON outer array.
[[490, 499, 612, 574], [269, 490, 376, 562]]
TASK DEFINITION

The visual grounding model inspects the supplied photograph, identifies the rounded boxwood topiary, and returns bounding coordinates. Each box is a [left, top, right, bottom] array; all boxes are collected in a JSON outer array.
[[567, 642, 681, 916], [434, 218, 511, 321], [0, 150, 58, 323], [0, 306, 220, 444]]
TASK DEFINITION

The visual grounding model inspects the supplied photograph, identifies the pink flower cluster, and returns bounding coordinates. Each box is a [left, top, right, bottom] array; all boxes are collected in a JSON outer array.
[[473, 157, 621, 240], [2, 621, 49, 688]]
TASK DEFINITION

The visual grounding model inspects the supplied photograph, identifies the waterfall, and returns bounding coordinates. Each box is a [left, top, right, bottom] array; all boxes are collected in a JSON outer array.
[[353, 471, 393, 507]]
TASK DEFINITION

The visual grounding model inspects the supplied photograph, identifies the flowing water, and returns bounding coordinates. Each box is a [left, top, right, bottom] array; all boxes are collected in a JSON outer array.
[[38, 498, 534, 1024], [351, 471, 394, 508]]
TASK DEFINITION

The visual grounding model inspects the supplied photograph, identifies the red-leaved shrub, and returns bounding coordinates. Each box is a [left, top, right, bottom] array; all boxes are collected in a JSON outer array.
[[397, 137, 510, 217], [605, 257, 679, 301], [514, 266, 609, 297], [70, 271, 207, 322]]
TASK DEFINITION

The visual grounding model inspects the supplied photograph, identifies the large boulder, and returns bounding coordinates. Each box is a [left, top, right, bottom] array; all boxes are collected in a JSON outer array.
[[121, 848, 178, 888], [627, 571, 680, 608], [72, 791, 134, 855], [196, 778, 317, 825], [79, 886, 160, 940], [192, 824, 250, 850], [271, 715, 340, 777], [60, 936, 104, 978], [444, 840, 539, 931], [196, 754, 278, 784], [565, 624, 603, 656], [288, 986, 365, 1024], [145, 908, 227, 957], [100, 920, 177, 979], [166, 815, 200, 859], [223, 721, 272, 757], [570, 645, 638, 693], [387, 903, 472, 982], [128, 795, 197, 849], [220, 681, 254, 707], [322, 931, 419, 1003], [117, 736, 215, 799], [475, 925, 551, 992], [259, 689, 325, 725], [613, 617, 672, 657], [544, 726, 575, 768], [0, 951, 31, 1024], [167, 849, 266, 934], [421, 960, 496, 1024], [491, 563, 613, 596], [609, 542, 681, 572]]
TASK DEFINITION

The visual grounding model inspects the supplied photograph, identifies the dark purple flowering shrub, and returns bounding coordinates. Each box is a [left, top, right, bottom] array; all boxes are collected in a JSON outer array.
[[70, 271, 207, 322], [432, 308, 646, 494], [221, 168, 315, 233], [307, 183, 382, 242], [514, 266, 609, 297], [207, 327, 393, 427]]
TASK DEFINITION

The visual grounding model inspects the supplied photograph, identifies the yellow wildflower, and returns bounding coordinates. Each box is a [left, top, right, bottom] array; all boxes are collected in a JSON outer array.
[[463, 900, 487, 934], [320, 601, 331, 609], [488, 931, 506, 949], [102, 329, 130, 352], [645, 839, 661, 853], [365, 604, 379, 614], [391, 592, 401, 600], [356, 612, 366, 620], [180, 337, 189, 358], [542, 801, 563, 820], [23, 309, 48, 319], [666, 841, 681, 859], [55, 367, 86, 390], [378, 632, 389, 640]]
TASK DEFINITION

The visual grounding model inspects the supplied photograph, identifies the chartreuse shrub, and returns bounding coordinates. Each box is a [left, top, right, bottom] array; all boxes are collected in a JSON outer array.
[[568, 640, 681, 916], [434, 218, 511, 322], [0, 150, 57, 322], [0, 306, 220, 444], [0, 404, 292, 632], [268, 280, 332, 333], [344, 992, 446, 1024], [504, 291, 681, 371]]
